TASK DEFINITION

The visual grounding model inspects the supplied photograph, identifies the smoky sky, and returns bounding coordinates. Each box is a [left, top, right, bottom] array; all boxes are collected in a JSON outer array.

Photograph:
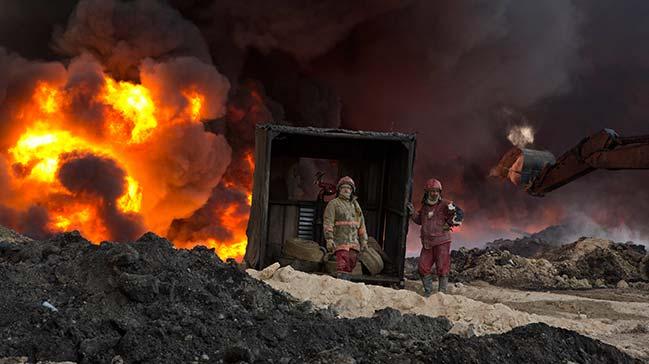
[[306, 0, 649, 245], [185, 0, 649, 246], [2, 0, 649, 246], [0, 1, 77, 60]]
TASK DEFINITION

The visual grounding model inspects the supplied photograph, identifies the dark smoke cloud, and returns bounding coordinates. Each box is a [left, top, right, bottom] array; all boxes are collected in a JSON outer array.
[[241, 50, 342, 129], [0, 0, 77, 60], [135, 122, 231, 208], [167, 183, 249, 243], [58, 152, 144, 241], [519, 0, 649, 245], [53, 0, 212, 80], [321, 0, 649, 247], [313, 0, 580, 150], [213, 80, 280, 152], [19, 205, 51, 240], [140, 56, 230, 120], [0, 204, 50, 240], [172, 0, 403, 127], [101, 204, 147, 243], [171, 0, 409, 63], [63, 53, 110, 134], [305, 0, 583, 246], [0, 48, 9, 104], [58, 152, 126, 200]]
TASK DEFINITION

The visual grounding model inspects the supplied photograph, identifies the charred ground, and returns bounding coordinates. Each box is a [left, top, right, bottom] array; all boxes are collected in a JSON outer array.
[[0, 228, 642, 363]]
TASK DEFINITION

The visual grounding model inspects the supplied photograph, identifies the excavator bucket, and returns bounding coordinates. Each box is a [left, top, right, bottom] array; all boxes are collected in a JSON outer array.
[[491, 147, 556, 188]]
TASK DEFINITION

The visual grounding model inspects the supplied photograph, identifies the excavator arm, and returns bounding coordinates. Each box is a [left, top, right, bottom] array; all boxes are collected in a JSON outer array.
[[492, 129, 649, 196]]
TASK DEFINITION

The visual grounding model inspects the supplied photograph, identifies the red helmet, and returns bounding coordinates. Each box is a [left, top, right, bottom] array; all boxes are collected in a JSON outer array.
[[424, 178, 442, 191], [337, 176, 356, 192]]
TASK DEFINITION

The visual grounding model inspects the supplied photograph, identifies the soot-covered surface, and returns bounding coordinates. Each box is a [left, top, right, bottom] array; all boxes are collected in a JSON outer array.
[[0, 231, 641, 363]]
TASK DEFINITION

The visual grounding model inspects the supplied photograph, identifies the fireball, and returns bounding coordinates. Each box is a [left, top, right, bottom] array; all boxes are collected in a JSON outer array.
[[2, 58, 249, 261]]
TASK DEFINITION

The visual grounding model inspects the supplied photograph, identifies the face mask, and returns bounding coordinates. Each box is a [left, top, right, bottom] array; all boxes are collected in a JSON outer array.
[[425, 192, 440, 205], [339, 186, 352, 199]]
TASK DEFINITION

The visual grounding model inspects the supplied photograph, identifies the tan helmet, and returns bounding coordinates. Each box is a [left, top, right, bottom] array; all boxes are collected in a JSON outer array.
[[337, 176, 356, 192]]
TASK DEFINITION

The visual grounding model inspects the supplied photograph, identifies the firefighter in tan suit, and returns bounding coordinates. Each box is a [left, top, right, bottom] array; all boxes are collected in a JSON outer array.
[[323, 176, 368, 279]]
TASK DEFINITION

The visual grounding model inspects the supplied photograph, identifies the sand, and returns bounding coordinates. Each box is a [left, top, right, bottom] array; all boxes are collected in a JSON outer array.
[[248, 264, 649, 359]]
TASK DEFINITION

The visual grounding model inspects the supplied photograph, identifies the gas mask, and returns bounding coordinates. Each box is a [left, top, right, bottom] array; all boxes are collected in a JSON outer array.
[[339, 185, 353, 199]]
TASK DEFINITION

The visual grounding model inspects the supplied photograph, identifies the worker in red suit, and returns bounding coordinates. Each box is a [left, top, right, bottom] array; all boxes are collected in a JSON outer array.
[[407, 178, 464, 295]]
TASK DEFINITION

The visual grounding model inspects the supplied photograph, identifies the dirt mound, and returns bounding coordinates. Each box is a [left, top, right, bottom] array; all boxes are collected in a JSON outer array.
[[485, 223, 645, 259], [540, 238, 648, 284], [422, 323, 637, 364], [436, 237, 649, 290], [450, 249, 575, 290], [0, 230, 640, 363], [0, 226, 33, 244], [449, 248, 595, 290], [486, 225, 570, 258]]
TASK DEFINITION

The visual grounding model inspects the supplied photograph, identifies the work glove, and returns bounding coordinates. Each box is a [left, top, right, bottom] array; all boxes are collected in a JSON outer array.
[[406, 202, 415, 216], [360, 240, 368, 252], [326, 239, 335, 252]]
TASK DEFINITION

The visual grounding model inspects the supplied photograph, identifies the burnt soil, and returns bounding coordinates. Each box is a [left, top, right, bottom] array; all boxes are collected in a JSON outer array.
[[0, 231, 643, 364]]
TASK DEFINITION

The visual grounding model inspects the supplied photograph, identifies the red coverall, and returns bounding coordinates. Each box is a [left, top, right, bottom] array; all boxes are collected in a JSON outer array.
[[411, 199, 455, 277]]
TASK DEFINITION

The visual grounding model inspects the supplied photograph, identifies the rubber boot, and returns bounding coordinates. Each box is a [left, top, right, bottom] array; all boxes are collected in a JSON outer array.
[[336, 272, 351, 281], [421, 275, 434, 297], [438, 276, 448, 293]]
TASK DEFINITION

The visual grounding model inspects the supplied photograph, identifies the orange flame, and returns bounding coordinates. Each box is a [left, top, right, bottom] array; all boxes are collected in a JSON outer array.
[[35, 82, 62, 114], [183, 89, 205, 121], [245, 152, 255, 205], [187, 203, 250, 262], [102, 78, 158, 144], [4, 71, 251, 260], [9, 125, 98, 183], [118, 176, 143, 213]]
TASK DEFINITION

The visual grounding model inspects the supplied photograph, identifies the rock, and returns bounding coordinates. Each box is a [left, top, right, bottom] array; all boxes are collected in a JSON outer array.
[[616, 280, 629, 289], [593, 279, 607, 288], [42, 301, 58, 312], [117, 272, 160, 303], [258, 262, 281, 280], [448, 323, 477, 338]]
